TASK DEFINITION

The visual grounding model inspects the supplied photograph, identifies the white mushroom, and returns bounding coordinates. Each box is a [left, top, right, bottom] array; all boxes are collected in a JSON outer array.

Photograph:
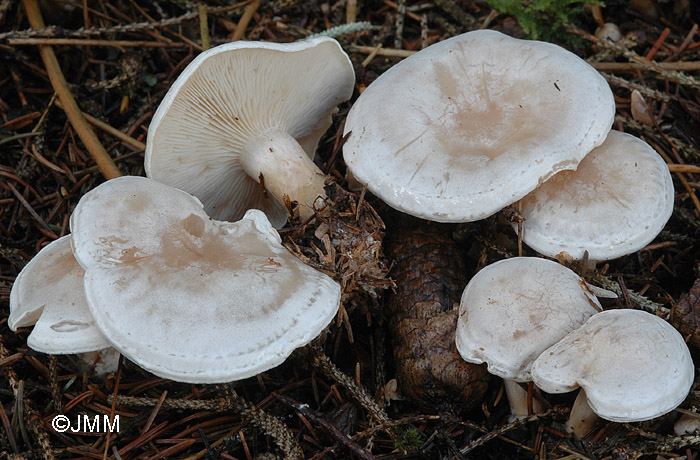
[[516, 130, 674, 262], [455, 257, 601, 419], [631, 90, 654, 126], [10, 235, 111, 353], [595, 23, 623, 42], [145, 37, 355, 227], [531, 309, 694, 439], [9, 236, 118, 376], [343, 29, 614, 222], [70, 176, 341, 383], [674, 413, 700, 436]]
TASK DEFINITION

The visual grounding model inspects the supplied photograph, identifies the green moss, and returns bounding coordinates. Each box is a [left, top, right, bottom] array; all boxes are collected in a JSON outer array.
[[394, 426, 425, 451], [484, 0, 603, 45]]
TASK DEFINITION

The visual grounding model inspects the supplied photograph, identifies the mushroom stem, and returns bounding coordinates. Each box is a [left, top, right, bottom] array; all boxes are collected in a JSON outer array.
[[241, 128, 328, 220], [582, 258, 599, 272], [566, 390, 602, 440], [504, 380, 545, 420], [77, 348, 121, 378]]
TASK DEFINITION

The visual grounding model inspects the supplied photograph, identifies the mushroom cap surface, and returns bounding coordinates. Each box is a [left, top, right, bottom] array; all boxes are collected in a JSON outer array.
[[531, 309, 694, 422], [145, 37, 355, 228], [455, 257, 601, 382], [70, 176, 341, 383], [9, 235, 111, 354], [343, 29, 615, 222], [517, 130, 674, 260]]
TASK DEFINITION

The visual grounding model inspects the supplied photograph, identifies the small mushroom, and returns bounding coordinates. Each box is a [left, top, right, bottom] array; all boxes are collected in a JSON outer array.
[[9, 235, 118, 376], [674, 413, 700, 435], [70, 176, 341, 383], [343, 29, 614, 222], [595, 23, 623, 42], [455, 257, 601, 419], [145, 38, 355, 226], [630, 90, 654, 126], [516, 130, 674, 263], [531, 309, 694, 439]]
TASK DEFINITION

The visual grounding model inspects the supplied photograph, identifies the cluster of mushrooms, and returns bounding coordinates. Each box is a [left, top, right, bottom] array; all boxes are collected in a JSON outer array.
[[10, 29, 695, 437], [341, 30, 690, 437], [9, 37, 357, 383]]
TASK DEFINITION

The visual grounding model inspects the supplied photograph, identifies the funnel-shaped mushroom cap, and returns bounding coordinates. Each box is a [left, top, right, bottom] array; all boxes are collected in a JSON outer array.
[[531, 309, 694, 422], [70, 176, 341, 383], [343, 30, 614, 222], [456, 257, 601, 382], [9, 235, 111, 354], [145, 37, 355, 228], [517, 130, 674, 260]]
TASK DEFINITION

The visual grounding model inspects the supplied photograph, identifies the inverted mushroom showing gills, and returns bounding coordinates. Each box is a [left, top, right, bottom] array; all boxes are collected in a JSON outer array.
[[516, 130, 675, 262], [70, 176, 341, 383], [9, 236, 118, 375], [531, 309, 694, 439], [455, 257, 601, 419], [145, 37, 355, 227], [343, 29, 615, 222]]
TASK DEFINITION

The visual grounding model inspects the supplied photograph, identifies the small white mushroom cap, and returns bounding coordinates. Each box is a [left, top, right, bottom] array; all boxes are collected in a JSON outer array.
[[517, 130, 674, 261], [343, 29, 615, 222], [595, 23, 623, 42], [145, 37, 355, 228], [9, 235, 111, 354], [70, 176, 341, 383], [674, 413, 700, 436], [455, 257, 601, 382], [531, 309, 694, 422]]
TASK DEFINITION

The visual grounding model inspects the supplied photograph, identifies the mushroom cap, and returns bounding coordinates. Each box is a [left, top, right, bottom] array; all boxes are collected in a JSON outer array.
[[531, 309, 694, 422], [343, 29, 615, 222], [517, 130, 674, 261], [9, 235, 112, 354], [145, 37, 355, 228], [455, 257, 601, 382], [70, 176, 341, 383]]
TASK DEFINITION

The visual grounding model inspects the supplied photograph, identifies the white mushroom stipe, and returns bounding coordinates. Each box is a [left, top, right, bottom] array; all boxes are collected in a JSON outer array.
[[343, 29, 615, 222], [517, 130, 674, 261], [531, 310, 694, 429], [145, 37, 355, 227], [70, 176, 341, 383], [503, 380, 545, 420], [78, 348, 121, 377], [9, 235, 112, 354], [455, 257, 600, 418], [565, 390, 603, 439]]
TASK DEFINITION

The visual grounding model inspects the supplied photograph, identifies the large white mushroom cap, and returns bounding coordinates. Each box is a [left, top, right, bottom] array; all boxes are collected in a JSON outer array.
[[517, 130, 675, 261], [9, 235, 111, 354], [531, 309, 694, 422], [343, 29, 615, 222], [70, 176, 341, 383], [145, 37, 355, 227], [455, 257, 601, 382]]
